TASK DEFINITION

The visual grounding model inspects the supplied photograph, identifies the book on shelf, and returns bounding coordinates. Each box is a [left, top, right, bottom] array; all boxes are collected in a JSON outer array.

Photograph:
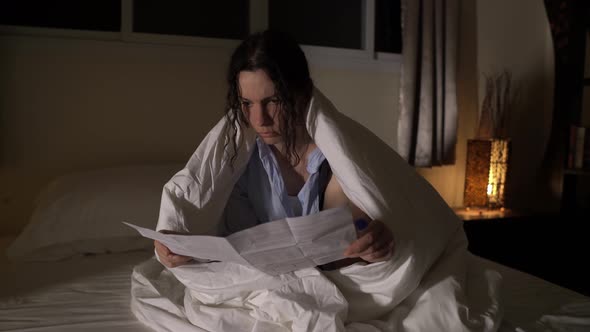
[[567, 125, 590, 170]]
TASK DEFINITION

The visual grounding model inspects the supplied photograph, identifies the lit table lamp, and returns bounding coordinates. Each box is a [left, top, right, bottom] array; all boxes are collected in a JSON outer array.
[[463, 139, 511, 209]]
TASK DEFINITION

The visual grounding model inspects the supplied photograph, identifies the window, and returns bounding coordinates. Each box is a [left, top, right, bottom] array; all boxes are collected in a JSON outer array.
[[375, 0, 402, 53], [133, 0, 249, 40], [269, 0, 402, 54], [269, 0, 363, 50], [0, 0, 402, 70], [0, 0, 121, 32]]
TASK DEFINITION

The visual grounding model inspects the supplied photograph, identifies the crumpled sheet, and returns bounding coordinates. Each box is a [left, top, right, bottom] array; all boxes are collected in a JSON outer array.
[[130, 89, 503, 331], [535, 301, 590, 332]]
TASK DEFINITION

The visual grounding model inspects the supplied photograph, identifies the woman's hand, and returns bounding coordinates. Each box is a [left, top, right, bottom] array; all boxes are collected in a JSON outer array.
[[322, 174, 395, 264], [344, 220, 395, 263], [154, 230, 193, 268], [154, 240, 193, 268]]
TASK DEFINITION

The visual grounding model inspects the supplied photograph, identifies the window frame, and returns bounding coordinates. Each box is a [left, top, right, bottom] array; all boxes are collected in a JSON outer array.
[[0, 0, 401, 72]]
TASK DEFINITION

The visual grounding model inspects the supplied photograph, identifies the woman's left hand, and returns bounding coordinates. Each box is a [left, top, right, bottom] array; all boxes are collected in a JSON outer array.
[[343, 220, 395, 263]]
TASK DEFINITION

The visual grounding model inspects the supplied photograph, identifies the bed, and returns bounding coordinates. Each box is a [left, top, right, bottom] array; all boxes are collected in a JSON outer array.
[[2, 240, 589, 332], [1, 165, 589, 332]]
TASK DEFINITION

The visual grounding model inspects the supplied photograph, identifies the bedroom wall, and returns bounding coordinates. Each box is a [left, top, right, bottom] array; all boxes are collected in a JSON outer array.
[[418, 0, 557, 213], [476, 0, 556, 212], [0, 35, 399, 236]]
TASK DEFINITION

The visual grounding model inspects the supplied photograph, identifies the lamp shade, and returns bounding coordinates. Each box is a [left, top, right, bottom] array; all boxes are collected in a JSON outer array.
[[464, 139, 510, 208]]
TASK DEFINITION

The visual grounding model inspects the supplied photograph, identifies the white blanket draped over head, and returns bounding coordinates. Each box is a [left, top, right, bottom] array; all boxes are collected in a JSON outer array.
[[130, 89, 503, 332]]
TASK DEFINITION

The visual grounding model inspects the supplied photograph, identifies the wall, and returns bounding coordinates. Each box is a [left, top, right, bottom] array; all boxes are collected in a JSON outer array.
[[418, 0, 557, 213], [0, 35, 399, 235], [476, 0, 556, 212], [310, 66, 399, 147], [0, 37, 229, 235]]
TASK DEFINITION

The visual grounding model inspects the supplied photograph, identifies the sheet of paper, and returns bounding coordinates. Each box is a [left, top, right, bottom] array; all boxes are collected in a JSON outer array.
[[227, 206, 357, 273], [287, 207, 358, 265], [123, 223, 250, 266], [124, 206, 357, 275]]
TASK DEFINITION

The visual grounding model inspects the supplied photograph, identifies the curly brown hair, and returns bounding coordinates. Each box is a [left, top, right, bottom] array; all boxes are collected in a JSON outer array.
[[224, 30, 314, 167]]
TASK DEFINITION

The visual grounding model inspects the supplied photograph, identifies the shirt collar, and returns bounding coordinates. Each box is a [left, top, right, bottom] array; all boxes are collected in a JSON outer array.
[[255, 137, 326, 175]]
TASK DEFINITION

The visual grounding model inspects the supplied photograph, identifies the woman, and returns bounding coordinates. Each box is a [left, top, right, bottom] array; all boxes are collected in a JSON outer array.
[[154, 30, 394, 269], [135, 30, 501, 332]]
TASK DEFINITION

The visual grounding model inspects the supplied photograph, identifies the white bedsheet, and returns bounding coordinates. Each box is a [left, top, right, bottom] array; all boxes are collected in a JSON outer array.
[[132, 238, 503, 332], [473, 257, 590, 332], [0, 237, 588, 332], [0, 244, 153, 332]]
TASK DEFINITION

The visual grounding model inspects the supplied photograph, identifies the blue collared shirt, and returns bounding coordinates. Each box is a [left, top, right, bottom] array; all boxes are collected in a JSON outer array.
[[219, 139, 328, 236]]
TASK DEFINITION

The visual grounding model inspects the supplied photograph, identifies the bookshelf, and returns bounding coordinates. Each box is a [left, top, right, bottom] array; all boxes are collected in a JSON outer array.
[[560, 2, 590, 214], [567, 125, 590, 170], [563, 168, 590, 176]]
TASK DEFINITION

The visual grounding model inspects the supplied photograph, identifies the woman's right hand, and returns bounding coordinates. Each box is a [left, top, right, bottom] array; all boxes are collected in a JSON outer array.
[[154, 237, 193, 268]]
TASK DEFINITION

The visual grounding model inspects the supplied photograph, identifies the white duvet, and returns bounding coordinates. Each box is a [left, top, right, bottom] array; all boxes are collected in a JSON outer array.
[[130, 89, 503, 331]]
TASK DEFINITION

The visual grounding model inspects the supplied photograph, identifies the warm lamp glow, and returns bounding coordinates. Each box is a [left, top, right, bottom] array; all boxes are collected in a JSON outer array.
[[464, 139, 510, 209], [486, 139, 509, 208]]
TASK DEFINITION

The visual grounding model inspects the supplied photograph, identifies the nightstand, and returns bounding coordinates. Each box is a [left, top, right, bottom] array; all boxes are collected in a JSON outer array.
[[453, 207, 531, 271], [453, 207, 519, 221], [454, 207, 589, 296]]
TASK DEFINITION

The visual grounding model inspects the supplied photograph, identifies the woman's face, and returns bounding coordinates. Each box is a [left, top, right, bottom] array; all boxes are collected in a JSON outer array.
[[238, 69, 282, 145]]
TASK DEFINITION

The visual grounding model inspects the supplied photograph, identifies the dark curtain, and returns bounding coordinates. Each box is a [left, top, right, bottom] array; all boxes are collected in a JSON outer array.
[[397, 0, 460, 167]]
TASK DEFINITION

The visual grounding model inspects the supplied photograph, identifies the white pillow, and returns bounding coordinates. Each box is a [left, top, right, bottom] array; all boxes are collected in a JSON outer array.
[[6, 164, 183, 261]]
